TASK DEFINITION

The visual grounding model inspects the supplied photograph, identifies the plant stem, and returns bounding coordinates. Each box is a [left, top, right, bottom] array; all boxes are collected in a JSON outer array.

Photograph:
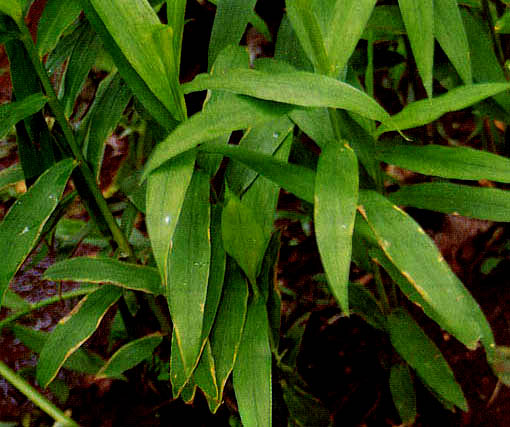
[[481, 0, 507, 76], [0, 361, 79, 426], [374, 263, 390, 314], [18, 23, 135, 262]]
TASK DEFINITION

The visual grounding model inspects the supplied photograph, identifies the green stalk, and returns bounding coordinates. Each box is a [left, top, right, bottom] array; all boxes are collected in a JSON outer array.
[[0, 288, 99, 332], [0, 361, 79, 426], [18, 23, 135, 262], [481, 0, 506, 76]]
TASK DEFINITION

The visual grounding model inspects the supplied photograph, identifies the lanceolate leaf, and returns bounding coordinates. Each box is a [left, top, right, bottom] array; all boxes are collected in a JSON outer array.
[[376, 143, 510, 183], [388, 309, 468, 411], [357, 190, 492, 351], [315, 142, 358, 313], [398, 0, 434, 97], [43, 257, 163, 295], [325, 0, 377, 77], [0, 159, 75, 308], [167, 170, 211, 379], [36, 285, 123, 388], [377, 83, 510, 134], [166, 0, 186, 76], [36, 0, 82, 56], [434, 0, 472, 84], [182, 69, 390, 123], [0, 93, 47, 139], [142, 96, 291, 178], [208, 0, 257, 70], [146, 150, 195, 284], [233, 296, 272, 427], [389, 363, 417, 425], [200, 143, 315, 204], [389, 183, 510, 222], [96, 333, 163, 379]]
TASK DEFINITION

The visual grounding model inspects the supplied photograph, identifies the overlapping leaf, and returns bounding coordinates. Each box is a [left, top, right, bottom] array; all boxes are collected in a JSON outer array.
[[389, 363, 416, 424], [0, 93, 47, 139]]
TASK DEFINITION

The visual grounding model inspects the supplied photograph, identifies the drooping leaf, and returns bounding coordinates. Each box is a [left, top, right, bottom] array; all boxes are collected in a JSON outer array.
[[182, 68, 390, 123], [376, 143, 510, 183], [36, 285, 123, 388], [233, 296, 272, 427], [142, 95, 291, 178], [315, 141, 358, 313], [0, 159, 75, 308], [389, 183, 510, 222], [324, 0, 377, 77], [221, 193, 265, 285], [208, 0, 257, 69], [96, 333, 163, 379], [167, 170, 211, 379], [398, 0, 434, 97], [36, 0, 82, 56], [388, 309, 468, 411], [200, 143, 315, 204], [0, 93, 47, 140], [377, 83, 510, 134], [43, 257, 163, 295], [434, 0, 472, 84], [357, 190, 493, 351], [146, 150, 195, 284], [389, 363, 417, 425]]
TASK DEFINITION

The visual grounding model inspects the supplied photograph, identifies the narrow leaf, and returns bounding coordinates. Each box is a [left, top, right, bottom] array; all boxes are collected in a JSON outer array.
[[0, 164, 24, 190], [376, 143, 510, 183], [36, 285, 122, 388], [389, 363, 417, 425], [166, 0, 186, 75], [0, 1, 22, 24], [182, 69, 390, 123], [377, 83, 510, 134], [274, 14, 313, 71], [315, 141, 358, 313], [358, 190, 491, 350], [0, 159, 75, 308], [289, 107, 335, 148], [389, 183, 510, 222], [96, 333, 163, 379], [167, 170, 211, 378], [398, 0, 434, 97], [388, 309, 468, 411], [0, 93, 47, 139], [36, 0, 82, 56], [233, 296, 272, 427], [434, 0, 472, 84], [142, 95, 291, 178], [43, 257, 163, 295]]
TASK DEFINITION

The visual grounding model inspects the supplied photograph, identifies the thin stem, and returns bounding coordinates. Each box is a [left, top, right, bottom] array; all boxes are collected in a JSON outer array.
[[0, 361, 79, 426], [18, 23, 135, 262], [482, 0, 507, 76], [373, 262, 390, 314], [365, 30, 375, 99]]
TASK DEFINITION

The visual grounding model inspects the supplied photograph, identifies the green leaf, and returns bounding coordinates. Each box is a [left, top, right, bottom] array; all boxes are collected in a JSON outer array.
[[166, 0, 186, 76], [0, 1, 22, 25], [200, 143, 315, 204], [43, 257, 163, 295], [357, 190, 492, 351], [388, 309, 468, 411], [365, 5, 405, 36], [325, 0, 377, 77], [208, 0, 257, 69], [146, 151, 195, 284], [274, 14, 313, 71], [0, 159, 75, 308], [233, 296, 272, 427], [193, 339, 217, 399], [398, 0, 434, 97], [182, 69, 390, 123], [289, 108, 334, 148], [377, 83, 510, 134], [201, 260, 249, 412], [389, 363, 417, 425], [36, 0, 82, 56], [0, 163, 24, 191], [285, 0, 329, 74], [80, 0, 179, 129], [11, 324, 104, 375], [96, 333, 163, 379], [84, 72, 132, 179], [221, 194, 265, 285], [376, 143, 510, 183], [167, 170, 211, 379], [142, 95, 291, 178], [389, 182, 510, 222], [0, 93, 47, 139], [434, 0, 472, 84], [315, 142, 358, 313], [36, 285, 122, 388]]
